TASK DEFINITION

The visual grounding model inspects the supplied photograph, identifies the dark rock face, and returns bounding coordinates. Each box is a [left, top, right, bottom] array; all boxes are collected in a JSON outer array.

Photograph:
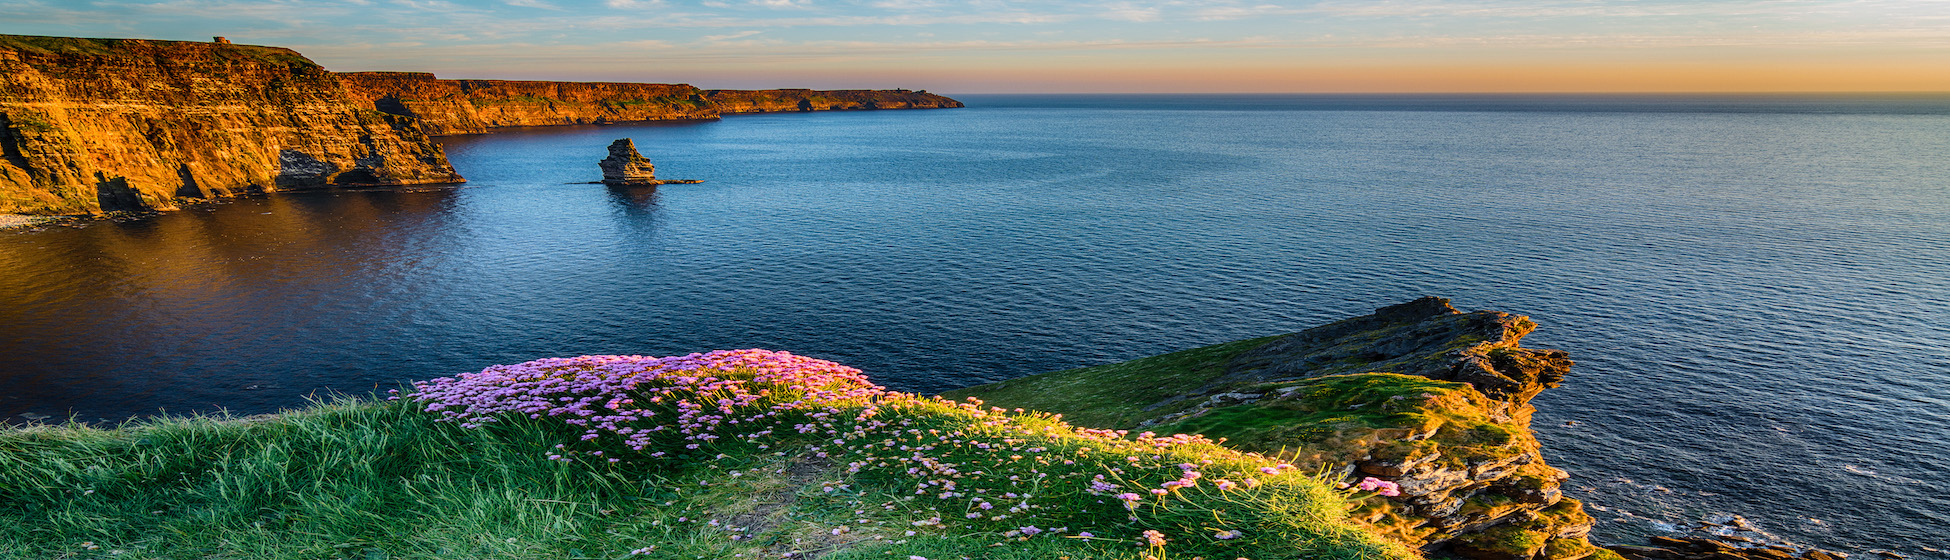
[[599, 139, 656, 185]]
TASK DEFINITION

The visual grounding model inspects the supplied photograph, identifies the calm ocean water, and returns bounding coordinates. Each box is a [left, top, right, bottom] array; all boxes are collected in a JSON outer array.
[[2, 94, 1946, 554]]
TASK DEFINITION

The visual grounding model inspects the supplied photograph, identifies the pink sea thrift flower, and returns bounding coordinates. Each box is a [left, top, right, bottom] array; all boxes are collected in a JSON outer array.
[[1357, 477, 1402, 496], [1143, 530, 1168, 547]]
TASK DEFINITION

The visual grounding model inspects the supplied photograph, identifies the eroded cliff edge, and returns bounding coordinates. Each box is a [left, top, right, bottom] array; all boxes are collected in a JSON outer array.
[[946, 297, 1612, 560], [0, 35, 462, 215]]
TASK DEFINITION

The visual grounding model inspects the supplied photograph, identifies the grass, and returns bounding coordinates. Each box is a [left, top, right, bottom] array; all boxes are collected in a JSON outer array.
[[1, 351, 1417, 560], [939, 335, 1282, 428], [0, 34, 318, 69]]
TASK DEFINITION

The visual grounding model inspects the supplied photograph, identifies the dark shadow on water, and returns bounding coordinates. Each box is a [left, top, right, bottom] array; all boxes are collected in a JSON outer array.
[[606, 184, 661, 216]]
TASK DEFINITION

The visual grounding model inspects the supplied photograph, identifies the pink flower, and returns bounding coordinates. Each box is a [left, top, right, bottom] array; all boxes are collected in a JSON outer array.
[[1142, 530, 1167, 547], [1357, 477, 1402, 496]]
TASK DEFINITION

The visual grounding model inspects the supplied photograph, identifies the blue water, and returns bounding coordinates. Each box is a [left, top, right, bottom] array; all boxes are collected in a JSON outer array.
[[2, 95, 1946, 555]]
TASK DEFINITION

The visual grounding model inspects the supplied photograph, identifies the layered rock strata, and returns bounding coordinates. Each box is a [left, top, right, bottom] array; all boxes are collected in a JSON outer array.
[[0, 35, 461, 215], [599, 139, 657, 185]]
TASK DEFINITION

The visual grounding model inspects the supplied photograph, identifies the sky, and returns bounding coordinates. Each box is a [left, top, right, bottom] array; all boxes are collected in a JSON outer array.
[[2, 0, 1947, 93]]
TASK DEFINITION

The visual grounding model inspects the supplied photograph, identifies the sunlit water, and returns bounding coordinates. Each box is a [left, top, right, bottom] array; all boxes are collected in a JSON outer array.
[[3, 95, 1946, 555]]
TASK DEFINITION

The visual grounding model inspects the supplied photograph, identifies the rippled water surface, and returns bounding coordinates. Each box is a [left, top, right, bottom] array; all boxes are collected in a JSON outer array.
[[3, 94, 1947, 555]]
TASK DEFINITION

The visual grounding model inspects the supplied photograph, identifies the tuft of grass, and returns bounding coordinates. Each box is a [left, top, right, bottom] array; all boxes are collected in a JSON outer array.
[[939, 335, 1282, 428], [0, 397, 723, 559]]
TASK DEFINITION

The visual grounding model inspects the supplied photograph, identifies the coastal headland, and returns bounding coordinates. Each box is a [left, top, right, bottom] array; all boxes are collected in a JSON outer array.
[[0, 297, 1854, 559], [0, 34, 962, 216]]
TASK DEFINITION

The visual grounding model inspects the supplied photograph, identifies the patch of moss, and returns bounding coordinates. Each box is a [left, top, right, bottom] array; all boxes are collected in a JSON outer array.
[[1152, 373, 1535, 470], [1546, 535, 1597, 560], [1463, 523, 1550, 559]]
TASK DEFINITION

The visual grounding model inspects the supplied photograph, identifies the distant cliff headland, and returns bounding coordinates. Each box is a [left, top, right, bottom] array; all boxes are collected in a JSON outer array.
[[0, 34, 962, 216]]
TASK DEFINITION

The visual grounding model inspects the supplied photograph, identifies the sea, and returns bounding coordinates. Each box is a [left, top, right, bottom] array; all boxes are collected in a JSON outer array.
[[2, 94, 1945, 555]]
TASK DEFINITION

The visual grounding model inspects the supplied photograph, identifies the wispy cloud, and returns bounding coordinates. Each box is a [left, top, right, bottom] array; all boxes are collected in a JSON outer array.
[[504, 0, 561, 10], [701, 30, 764, 41]]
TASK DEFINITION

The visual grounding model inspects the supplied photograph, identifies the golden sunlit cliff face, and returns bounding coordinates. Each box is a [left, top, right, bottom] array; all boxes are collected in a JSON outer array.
[[0, 35, 462, 216], [337, 72, 718, 136], [337, 73, 965, 135]]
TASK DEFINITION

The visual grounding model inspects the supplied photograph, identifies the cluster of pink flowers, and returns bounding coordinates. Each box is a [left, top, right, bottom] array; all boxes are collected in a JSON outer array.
[[401, 350, 1362, 555], [1356, 476, 1402, 497], [403, 350, 885, 460]]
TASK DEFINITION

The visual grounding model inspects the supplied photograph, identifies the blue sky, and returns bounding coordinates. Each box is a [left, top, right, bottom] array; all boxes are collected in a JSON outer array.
[[2, 0, 1946, 92]]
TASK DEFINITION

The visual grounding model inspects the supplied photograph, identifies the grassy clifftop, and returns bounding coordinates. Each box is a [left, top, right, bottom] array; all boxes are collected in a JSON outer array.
[[1, 298, 1601, 560], [1, 351, 1412, 560]]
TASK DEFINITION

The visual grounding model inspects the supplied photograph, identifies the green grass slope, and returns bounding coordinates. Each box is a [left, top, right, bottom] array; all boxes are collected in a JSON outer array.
[[2, 351, 1415, 560], [939, 335, 1281, 429]]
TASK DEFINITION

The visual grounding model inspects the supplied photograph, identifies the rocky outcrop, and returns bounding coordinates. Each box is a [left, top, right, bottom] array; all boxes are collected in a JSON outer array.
[[0, 35, 461, 215], [1146, 297, 1603, 560], [599, 139, 656, 185], [338, 72, 718, 136], [704, 89, 964, 114], [947, 297, 1612, 560]]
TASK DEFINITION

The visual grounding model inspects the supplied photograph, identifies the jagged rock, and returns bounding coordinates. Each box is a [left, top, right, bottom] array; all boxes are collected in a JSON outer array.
[[599, 139, 656, 185], [1126, 297, 1594, 558]]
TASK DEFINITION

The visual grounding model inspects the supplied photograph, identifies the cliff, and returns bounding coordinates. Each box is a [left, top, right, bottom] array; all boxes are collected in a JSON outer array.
[[339, 73, 965, 135], [337, 72, 717, 135], [705, 88, 965, 114], [0, 35, 461, 216], [946, 297, 1613, 560]]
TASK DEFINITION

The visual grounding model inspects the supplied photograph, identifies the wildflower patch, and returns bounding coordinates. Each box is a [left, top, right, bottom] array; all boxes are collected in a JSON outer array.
[[404, 350, 1412, 560]]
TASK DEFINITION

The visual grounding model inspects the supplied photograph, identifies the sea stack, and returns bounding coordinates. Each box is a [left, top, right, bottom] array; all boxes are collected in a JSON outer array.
[[599, 139, 656, 185]]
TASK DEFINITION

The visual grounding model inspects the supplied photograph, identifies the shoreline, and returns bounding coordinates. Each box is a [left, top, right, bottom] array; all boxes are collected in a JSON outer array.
[[0, 213, 66, 230]]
